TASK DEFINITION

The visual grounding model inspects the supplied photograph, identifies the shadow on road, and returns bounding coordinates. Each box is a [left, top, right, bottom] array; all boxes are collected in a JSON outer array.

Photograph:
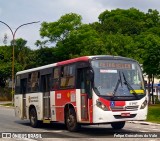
[[14, 120, 135, 137]]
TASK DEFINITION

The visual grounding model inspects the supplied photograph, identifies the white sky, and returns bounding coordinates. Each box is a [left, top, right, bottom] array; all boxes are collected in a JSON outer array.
[[0, 0, 160, 49]]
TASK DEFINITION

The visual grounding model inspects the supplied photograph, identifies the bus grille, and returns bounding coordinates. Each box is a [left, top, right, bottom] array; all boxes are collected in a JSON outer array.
[[125, 106, 139, 111], [114, 114, 137, 119], [110, 105, 139, 111]]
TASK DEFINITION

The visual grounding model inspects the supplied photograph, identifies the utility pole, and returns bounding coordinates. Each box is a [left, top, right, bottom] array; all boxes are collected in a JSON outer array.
[[0, 21, 40, 105]]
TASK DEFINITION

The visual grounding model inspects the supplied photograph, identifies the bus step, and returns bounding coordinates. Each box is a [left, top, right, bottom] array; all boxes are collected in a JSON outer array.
[[43, 119, 51, 123]]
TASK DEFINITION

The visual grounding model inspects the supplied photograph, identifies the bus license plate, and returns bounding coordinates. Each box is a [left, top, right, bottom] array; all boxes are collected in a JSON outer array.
[[121, 113, 130, 117]]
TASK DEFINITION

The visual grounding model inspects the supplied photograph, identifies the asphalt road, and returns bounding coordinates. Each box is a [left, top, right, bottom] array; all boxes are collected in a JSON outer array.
[[0, 106, 159, 141]]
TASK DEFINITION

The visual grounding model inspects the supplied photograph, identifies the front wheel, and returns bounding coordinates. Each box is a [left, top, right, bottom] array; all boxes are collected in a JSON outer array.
[[111, 121, 125, 130], [65, 108, 80, 132]]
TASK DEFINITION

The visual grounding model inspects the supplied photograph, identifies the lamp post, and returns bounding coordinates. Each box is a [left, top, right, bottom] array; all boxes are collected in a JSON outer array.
[[0, 21, 40, 105]]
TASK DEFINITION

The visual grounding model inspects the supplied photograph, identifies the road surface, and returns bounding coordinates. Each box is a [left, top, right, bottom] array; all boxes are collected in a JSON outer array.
[[0, 106, 159, 141]]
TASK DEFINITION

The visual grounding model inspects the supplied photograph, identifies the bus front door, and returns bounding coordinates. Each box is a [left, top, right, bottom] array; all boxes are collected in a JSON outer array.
[[41, 74, 51, 120], [77, 67, 92, 121]]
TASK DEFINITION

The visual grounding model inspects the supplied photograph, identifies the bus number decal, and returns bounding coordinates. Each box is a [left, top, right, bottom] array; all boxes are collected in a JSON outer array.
[[57, 93, 61, 99]]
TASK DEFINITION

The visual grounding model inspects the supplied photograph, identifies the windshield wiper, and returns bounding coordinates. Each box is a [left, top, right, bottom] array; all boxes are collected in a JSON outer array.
[[112, 71, 122, 97], [122, 72, 138, 99]]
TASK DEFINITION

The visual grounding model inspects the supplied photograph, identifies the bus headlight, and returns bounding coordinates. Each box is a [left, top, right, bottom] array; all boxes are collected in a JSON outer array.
[[140, 100, 147, 109], [96, 99, 108, 111]]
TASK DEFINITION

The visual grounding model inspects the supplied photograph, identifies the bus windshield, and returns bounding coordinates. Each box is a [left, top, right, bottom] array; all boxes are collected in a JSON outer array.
[[91, 60, 145, 100]]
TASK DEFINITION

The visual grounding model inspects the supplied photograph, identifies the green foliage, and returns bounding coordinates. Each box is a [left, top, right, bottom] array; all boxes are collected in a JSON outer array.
[[98, 8, 146, 35], [103, 34, 135, 57], [40, 13, 82, 43], [135, 33, 160, 75], [56, 24, 105, 58], [30, 47, 57, 67], [0, 38, 31, 88]]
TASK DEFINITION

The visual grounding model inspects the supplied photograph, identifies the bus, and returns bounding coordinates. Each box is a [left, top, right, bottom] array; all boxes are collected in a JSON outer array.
[[14, 55, 148, 131]]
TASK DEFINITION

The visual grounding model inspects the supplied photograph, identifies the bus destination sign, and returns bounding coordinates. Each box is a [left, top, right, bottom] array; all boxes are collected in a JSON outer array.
[[99, 62, 132, 69]]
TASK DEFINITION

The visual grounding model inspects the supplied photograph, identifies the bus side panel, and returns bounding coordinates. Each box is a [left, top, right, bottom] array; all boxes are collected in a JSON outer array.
[[55, 89, 76, 122], [50, 91, 56, 121], [26, 93, 43, 120], [14, 94, 23, 119], [76, 89, 81, 122]]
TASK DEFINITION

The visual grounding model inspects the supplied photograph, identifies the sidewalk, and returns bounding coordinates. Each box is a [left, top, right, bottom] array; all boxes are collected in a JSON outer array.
[[0, 101, 12, 104], [128, 121, 160, 126], [0, 101, 14, 108]]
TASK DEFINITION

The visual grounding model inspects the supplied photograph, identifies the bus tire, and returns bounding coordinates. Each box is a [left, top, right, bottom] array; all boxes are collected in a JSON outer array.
[[29, 108, 40, 128], [111, 121, 125, 130], [65, 108, 80, 132]]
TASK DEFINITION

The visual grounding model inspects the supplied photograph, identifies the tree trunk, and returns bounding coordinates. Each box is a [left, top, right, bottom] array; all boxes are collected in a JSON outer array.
[[148, 75, 151, 105], [151, 75, 154, 104]]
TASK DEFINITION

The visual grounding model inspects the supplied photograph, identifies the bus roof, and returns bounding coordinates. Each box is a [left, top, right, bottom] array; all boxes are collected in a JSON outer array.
[[16, 63, 57, 75], [16, 55, 136, 75]]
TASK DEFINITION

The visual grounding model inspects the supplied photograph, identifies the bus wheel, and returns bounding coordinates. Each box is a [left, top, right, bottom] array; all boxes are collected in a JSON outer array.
[[111, 121, 125, 130], [29, 108, 40, 128], [65, 108, 80, 132]]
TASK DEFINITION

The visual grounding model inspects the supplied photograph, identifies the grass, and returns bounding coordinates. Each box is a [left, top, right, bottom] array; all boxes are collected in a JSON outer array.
[[147, 104, 160, 124]]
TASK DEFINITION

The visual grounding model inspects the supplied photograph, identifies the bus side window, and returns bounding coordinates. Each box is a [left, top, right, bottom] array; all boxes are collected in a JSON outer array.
[[52, 68, 60, 90], [15, 75, 20, 94], [20, 78, 27, 94], [60, 65, 75, 89], [28, 71, 40, 92]]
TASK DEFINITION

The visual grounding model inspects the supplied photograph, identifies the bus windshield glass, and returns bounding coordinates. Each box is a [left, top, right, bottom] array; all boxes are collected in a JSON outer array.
[[91, 60, 145, 100]]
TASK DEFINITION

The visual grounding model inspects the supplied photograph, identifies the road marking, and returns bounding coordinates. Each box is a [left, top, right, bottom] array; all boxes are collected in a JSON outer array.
[[51, 130, 63, 133]]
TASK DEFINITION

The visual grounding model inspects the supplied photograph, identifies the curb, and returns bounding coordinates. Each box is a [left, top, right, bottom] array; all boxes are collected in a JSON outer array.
[[128, 121, 160, 126]]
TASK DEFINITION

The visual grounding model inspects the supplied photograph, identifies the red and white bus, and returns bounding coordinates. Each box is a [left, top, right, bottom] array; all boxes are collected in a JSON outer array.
[[14, 55, 148, 131]]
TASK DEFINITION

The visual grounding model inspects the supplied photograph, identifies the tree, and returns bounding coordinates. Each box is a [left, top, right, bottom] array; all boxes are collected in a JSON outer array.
[[3, 33, 8, 45], [135, 33, 160, 104], [98, 8, 146, 35], [11, 38, 32, 70], [39, 13, 82, 44], [54, 24, 105, 59], [30, 47, 57, 67], [103, 34, 135, 57], [0, 54, 4, 60]]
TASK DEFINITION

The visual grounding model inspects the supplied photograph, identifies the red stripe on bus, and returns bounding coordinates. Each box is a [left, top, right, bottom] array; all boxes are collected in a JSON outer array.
[[99, 97, 125, 107], [57, 56, 89, 66], [88, 98, 93, 123], [115, 101, 125, 106]]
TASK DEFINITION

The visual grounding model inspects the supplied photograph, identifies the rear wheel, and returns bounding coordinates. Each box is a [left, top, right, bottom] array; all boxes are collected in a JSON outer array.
[[111, 121, 125, 130], [29, 108, 40, 128], [65, 108, 80, 132]]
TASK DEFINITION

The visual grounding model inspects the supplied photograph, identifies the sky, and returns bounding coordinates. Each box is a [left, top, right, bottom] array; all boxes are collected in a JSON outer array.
[[0, 0, 160, 49]]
